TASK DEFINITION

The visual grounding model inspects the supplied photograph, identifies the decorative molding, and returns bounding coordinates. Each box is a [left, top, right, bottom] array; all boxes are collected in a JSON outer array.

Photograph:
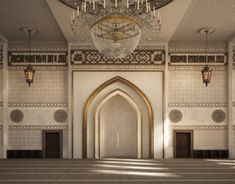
[[169, 41, 226, 54], [8, 102, 68, 108], [170, 53, 226, 65], [8, 125, 68, 130], [71, 64, 165, 71], [8, 65, 67, 71], [168, 102, 227, 107], [172, 125, 227, 130], [8, 51, 67, 66], [71, 47, 165, 65], [168, 65, 227, 71]]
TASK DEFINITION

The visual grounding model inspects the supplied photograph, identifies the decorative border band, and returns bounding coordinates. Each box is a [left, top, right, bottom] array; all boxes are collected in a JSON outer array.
[[8, 102, 68, 107], [172, 125, 227, 130], [8, 66, 67, 71], [71, 64, 165, 71], [169, 102, 227, 107], [168, 65, 227, 71], [8, 125, 68, 130]]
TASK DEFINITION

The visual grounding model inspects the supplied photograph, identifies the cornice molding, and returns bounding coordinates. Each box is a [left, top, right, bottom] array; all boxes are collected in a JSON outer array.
[[172, 125, 227, 130], [169, 102, 227, 108], [168, 65, 227, 71], [8, 66, 67, 71], [169, 41, 227, 54], [8, 102, 68, 108], [8, 125, 68, 130], [71, 64, 165, 71], [71, 45, 166, 50]]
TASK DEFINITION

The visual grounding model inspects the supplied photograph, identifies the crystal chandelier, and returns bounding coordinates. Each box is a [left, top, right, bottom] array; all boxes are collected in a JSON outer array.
[[198, 27, 215, 87], [59, 0, 174, 58]]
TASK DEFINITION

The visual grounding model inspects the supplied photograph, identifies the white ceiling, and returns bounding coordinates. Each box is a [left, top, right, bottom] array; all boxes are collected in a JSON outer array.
[[171, 0, 235, 42], [1, 0, 235, 45], [0, 0, 66, 42]]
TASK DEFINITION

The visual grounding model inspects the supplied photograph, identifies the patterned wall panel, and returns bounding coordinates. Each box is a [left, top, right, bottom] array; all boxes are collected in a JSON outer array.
[[8, 69, 68, 103], [8, 130, 42, 150], [169, 107, 227, 125], [168, 68, 227, 103], [8, 107, 68, 125]]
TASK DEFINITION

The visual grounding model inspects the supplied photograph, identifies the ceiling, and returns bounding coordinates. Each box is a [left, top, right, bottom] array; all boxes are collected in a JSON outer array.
[[0, 0, 235, 47]]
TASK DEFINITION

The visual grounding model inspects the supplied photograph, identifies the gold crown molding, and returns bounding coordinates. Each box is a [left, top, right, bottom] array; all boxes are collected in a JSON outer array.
[[169, 102, 227, 107], [8, 102, 68, 108], [71, 65, 165, 71], [8, 66, 67, 71], [172, 125, 227, 130], [168, 65, 227, 71], [8, 125, 68, 130], [83, 76, 154, 158]]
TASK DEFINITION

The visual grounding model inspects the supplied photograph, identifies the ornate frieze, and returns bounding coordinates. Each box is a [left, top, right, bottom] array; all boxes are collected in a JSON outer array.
[[169, 54, 226, 65], [168, 65, 227, 71], [168, 102, 227, 107], [8, 51, 67, 66], [8, 125, 68, 130], [71, 64, 165, 71], [8, 102, 68, 108], [169, 41, 226, 54], [171, 125, 227, 130], [8, 65, 67, 71], [71, 47, 165, 65]]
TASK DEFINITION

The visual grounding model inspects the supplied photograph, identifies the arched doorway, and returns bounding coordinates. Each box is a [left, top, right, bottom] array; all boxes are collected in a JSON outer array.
[[83, 76, 153, 158]]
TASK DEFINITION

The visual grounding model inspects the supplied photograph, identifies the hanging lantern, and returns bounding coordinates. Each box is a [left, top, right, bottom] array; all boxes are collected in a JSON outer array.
[[24, 65, 35, 86], [21, 27, 37, 87], [198, 27, 215, 87], [201, 65, 212, 87]]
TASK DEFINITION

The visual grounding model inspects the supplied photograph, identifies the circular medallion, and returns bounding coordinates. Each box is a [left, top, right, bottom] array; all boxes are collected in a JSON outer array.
[[212, 109, 225, 123], [169, 109, 182, 123], [10, 109, 24, 123], [54, 110, 67, 123]]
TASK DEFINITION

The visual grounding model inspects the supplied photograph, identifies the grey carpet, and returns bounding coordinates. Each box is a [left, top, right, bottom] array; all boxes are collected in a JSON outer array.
[[0, 158, 235, 184]]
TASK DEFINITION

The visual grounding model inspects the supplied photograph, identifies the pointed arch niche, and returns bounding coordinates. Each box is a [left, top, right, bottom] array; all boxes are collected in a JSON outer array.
[[83, 76, 153, 158]]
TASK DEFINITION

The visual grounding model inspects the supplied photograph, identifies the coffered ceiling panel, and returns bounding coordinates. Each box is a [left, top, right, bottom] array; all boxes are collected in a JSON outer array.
[[0, 0, 66, 42], [170, 0, 235, 42]]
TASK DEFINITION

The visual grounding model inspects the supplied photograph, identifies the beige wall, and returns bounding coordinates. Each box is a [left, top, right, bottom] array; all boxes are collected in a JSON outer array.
[[168, 67, 228, 152]]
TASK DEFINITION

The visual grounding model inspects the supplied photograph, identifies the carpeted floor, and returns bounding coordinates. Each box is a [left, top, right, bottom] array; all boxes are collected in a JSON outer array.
[[0, 158, 235, 184]]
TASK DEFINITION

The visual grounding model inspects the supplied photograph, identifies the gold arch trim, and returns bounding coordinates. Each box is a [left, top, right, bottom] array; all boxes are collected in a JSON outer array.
[[83, 76, 154, 158]]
